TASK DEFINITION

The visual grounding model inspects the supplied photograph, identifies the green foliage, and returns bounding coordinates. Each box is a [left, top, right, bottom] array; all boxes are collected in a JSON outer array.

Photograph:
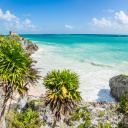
[[117, 92, 128, 114], [84, 120, 91, 127], [0, 35, 39, 128], [43, 69, 82, 102], [28, 98, 45, 110], [98, 111, 105, 117], [5, 35, 21, 42], [119, 74, 128, 79], [112, 112, 118, 118], [78, 123, 85, 128], [69, 107, 91, 127], [0, 35, 33, 45], [118, 122, 126, 128], [0, 35, 5, 42], [86, 104, 91, 107], [110, 105, 116, 109], [0, 40, 34, 94], [98, 122, 112, 128], [5, 109, 42, 128], [43, 69, 82, 127], [29, 99, 38, 109]]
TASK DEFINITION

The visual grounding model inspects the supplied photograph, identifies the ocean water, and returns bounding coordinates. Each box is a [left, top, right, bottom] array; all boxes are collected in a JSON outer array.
[[20, 34, 128, 103]]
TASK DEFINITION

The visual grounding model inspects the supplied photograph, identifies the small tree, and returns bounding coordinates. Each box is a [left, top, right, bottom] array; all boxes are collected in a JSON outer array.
[[0, 41, 39, 127], [43, 69, 82, 128]]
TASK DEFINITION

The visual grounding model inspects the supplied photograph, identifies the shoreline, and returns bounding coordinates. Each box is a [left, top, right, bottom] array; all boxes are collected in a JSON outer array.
[[19, 34, 128, 103], [31, 44, 118, 103], [1, 34, 128, 127]]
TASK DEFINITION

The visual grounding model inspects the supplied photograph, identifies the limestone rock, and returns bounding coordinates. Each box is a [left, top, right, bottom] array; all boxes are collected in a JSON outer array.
[[16, 95, 38, 113], [0, 88, 4, 112], [8, 94, 125, 128], [109, 74, 128, 101], [18, 40, 38, 55], [0, 88, 6, 128]]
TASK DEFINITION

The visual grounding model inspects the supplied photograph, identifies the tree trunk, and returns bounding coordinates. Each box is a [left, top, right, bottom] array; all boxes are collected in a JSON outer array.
[[0, 97, 9, 128], [52, 119, 57, 128]]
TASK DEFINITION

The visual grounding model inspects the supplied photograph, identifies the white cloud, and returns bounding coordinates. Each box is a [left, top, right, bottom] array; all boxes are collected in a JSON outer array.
[[0, 9, 16, 21], [91, 11, 128, 27], [115, 11, 128, 25], [4, 18, 36, 30], [90, 11, 128, 33], [23, 19, 31, 24], [65, 25, 74, 29], [91, 18, 112, 27], [23, 19, 36, 29], [103, 9, 114, 13], [0, 9, 36, 30]]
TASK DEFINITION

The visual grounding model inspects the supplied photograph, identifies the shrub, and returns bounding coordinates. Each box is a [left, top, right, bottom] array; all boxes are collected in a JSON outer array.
[[5, 109, 42, 128], [98, 111, 105, 117], [69, 107, 91, 127], [98, 122, 112, 128], [0, 38, 40, 127], [110, 105, 116, 109], [117, 92, 128, 114], [43, 69, 82, 128], [28, 98, 45, 110]]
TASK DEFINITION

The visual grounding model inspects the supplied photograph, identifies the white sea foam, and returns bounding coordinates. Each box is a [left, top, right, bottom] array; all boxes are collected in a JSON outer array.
[[31, 43, 128, 103]]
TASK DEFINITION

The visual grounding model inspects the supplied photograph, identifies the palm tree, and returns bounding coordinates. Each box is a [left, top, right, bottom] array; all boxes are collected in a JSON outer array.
[[43, 69, 82, 128], [0, 40, 39, 127]]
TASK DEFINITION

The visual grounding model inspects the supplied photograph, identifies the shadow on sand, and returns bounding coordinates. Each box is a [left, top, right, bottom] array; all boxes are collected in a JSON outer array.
[[96, 89, 116, 103]]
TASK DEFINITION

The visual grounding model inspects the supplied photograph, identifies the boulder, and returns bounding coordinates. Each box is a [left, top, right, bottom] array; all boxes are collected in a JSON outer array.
[[16, 95, 38, 113], [109, 74, 128, 102]]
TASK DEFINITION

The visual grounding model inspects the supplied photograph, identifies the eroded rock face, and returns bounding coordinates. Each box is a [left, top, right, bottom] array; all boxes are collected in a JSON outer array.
[[0, 88, 4, 112], [18, 40, 38, 55], [0, 88, 6, 128], [109, 74, 128, 102]]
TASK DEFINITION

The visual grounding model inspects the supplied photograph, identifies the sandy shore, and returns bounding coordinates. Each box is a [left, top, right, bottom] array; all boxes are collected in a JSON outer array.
[[6, 84, 46, 106], [27, 84, 46, 96]]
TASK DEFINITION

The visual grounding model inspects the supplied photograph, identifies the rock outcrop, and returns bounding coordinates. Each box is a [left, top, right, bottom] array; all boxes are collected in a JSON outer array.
[[14, 95, 124, 128], [0, 35, 39, 55], [109, 74, 128, 102], [18, 38, 38, 55], [0, 88, 6, 128]]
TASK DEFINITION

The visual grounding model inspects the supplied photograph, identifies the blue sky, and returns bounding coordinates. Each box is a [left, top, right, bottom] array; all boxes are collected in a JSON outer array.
[[0, 0, 128, 34]]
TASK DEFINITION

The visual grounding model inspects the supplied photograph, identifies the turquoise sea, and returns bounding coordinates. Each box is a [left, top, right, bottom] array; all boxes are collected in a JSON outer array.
[[20, 34, 128, 102]]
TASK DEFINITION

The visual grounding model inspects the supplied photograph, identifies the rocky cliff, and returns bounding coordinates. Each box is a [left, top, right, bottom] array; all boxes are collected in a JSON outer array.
[[18, 37, 38, 55], [0, 35, 38, 55]]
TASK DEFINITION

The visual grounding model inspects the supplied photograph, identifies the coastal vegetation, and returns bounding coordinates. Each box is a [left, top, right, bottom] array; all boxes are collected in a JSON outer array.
[[0, 34, 128, 127], [116, 92, 128, 127], [5, 109, 42, 128], [0, 36, 39, 127], [43, 69, 82, 128], [117, 92, 128, 114], [68, 107, 91, 127]]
